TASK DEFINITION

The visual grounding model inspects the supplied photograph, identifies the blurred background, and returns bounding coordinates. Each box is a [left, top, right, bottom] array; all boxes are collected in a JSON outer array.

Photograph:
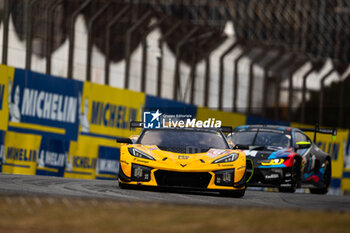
[[1, 0, 349, 128]]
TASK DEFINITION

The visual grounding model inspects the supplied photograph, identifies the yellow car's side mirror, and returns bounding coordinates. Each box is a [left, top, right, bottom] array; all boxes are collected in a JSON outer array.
[[227, 140, 235, 149], [116, 137, 133, 144]]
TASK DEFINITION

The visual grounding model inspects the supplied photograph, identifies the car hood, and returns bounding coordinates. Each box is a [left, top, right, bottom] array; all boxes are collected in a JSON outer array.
[[244, 147, 293, 161], [131, 144, 240, 164]]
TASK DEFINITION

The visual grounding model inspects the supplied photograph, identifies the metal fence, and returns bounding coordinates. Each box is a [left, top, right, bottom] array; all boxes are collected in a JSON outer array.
[[1, 0, 349, 128]]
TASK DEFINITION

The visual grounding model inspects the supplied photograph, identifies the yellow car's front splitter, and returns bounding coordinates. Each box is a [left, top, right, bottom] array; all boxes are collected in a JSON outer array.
[[119, 162, 246, 191], [119, 145, 246, 192]]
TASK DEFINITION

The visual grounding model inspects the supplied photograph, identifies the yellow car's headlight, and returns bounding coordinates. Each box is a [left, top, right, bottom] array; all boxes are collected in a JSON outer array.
[[260, 158, 284, 166], [128, 148, 155, 161], [212, 153, 239, 164]]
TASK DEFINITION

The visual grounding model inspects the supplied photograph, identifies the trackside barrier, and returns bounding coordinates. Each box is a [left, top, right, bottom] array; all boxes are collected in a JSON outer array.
[[0, 64, 350, 194], [0, 64, 143, 179]]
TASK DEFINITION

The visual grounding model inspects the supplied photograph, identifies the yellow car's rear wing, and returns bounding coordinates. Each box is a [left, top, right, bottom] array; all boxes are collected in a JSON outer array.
[[130, 121, 143, 129], [129, 121, 233, 134], [220, 126, 233, 134]]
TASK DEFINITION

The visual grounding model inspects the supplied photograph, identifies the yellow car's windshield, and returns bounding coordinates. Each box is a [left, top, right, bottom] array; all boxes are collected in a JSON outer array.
[[138, 129, 229, 153]]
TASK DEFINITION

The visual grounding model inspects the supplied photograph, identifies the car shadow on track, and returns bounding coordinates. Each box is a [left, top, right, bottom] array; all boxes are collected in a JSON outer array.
[[116, 182, 246, 198]]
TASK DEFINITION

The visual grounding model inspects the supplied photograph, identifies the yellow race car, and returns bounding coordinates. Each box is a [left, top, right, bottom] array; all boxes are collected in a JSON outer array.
[[116, 127, 247, 197]]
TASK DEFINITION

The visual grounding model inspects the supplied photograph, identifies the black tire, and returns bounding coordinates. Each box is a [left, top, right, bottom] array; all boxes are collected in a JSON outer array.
[[310, 160, 331, 195], [118, 181, 128, 189], [220, 188, 246, 198], [278, 187, 296, 193], [278, 158, 301, 193]]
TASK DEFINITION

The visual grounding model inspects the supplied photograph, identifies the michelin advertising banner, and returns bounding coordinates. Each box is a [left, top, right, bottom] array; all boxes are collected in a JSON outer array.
[[0, 65, 15, 131], [2, 131, 41, 175], [1, 64, 350, 194], [196, 107, 246, 129], [0, 65, 144, 179], [65, 136, 121, 180], [36, 137, 69, 177], [0, 130, 5, 173], [65, 82, 144, 179], [7, 68, 82, 141], [79, 82, 144, 139], [341, 132, 350, 195]]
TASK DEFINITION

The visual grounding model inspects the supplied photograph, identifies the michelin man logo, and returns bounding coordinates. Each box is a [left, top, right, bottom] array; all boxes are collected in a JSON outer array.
[[37, 151, 45, 168], [0, 144, 5, 164], [8, 78, 21, 123], [78, 93, 90, 133], [66, 154, 73, 172], [143, 109, 161, 129]]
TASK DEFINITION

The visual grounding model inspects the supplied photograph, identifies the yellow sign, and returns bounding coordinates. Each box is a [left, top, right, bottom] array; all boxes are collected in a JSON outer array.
[[196, 107, 246, 129], [0, 65, 15, 131], [342, 179, 350, 195], [65, 135, 120, 179], [79, 82, 145, 139], [2, 131, 41, 175]]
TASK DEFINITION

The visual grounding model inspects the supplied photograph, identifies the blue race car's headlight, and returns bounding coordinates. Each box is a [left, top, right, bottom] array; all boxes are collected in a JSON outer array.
[[128, 148, 155, 161], [212, 153, 239, 164]]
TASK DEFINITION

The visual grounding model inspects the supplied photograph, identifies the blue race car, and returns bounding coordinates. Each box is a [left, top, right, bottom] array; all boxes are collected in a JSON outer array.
[[228, 125, 336, 194]]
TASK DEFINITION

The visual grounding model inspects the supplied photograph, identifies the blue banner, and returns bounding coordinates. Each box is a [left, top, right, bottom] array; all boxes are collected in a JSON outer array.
[[145, 95, 197, 117], [96, 146, 120, 180], [7, 69, 83, 141], [36, 137, 70, 177]]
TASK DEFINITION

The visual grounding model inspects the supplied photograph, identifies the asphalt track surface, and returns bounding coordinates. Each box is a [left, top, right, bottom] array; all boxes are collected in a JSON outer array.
[[1, 173, 350, 212]]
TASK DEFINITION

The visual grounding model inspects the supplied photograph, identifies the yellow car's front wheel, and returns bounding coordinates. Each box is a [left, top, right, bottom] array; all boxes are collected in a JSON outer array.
[[220, 188, 246, 198], [118, 181, 127, 189]]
